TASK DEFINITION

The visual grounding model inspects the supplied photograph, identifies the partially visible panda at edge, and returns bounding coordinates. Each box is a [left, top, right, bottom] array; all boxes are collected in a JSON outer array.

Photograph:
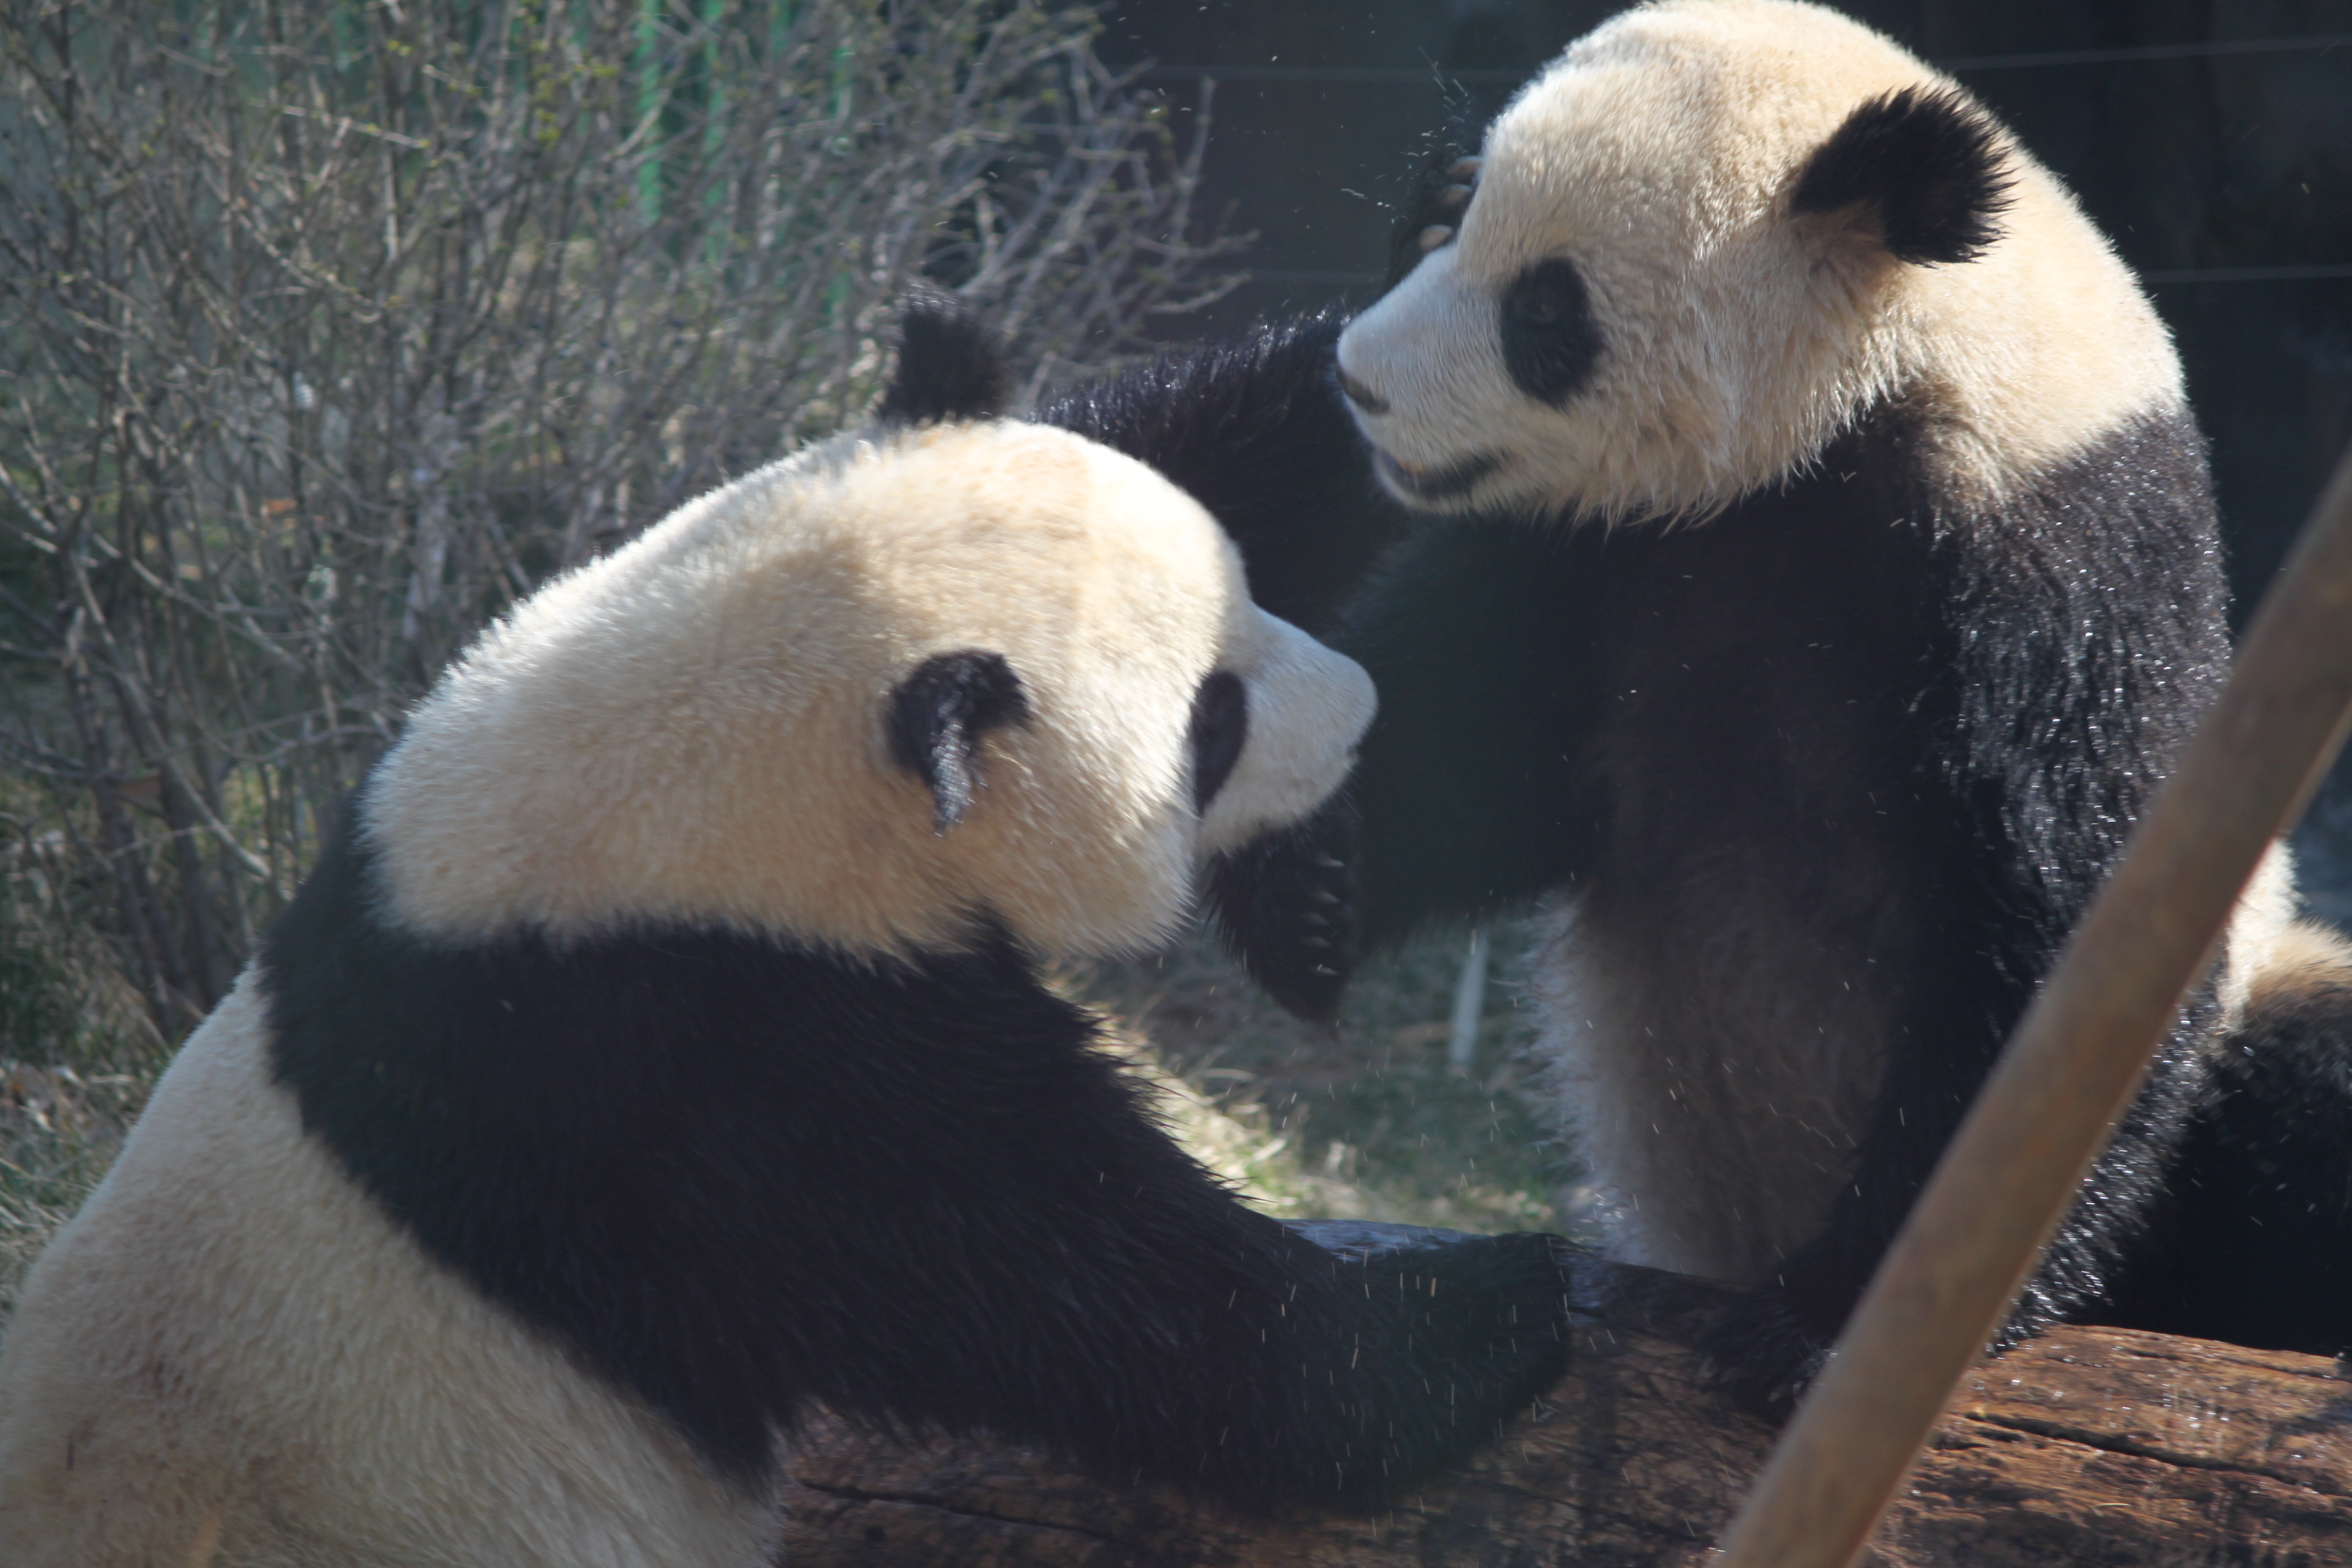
[[0, 313, 1573, 1567], [1040, 0, 2352, 1410]]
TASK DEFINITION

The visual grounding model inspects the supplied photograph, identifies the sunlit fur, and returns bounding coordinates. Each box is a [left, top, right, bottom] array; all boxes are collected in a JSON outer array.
[[1337, 0, 2179, 525], [365, 421, 1372, 958], [0, 421, 1376, 1567]]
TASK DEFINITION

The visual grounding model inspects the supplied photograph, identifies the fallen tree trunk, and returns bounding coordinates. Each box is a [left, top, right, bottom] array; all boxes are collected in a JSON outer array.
[[774, 1232, 2352, 1566]]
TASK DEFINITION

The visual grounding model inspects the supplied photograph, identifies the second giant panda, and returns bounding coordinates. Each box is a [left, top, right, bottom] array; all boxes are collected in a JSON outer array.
[[0, 320, 1572, 1567], [1042, 0, 2352, 1411]]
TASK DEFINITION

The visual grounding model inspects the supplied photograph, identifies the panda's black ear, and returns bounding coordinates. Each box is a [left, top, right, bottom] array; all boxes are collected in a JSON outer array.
[[888, 650, 1032, 833], [1791, 86, 2012, 265], [877, 288, 1013, 427]]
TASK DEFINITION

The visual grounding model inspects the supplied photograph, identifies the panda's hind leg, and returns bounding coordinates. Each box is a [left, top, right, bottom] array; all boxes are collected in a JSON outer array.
[[2108, 919, 2352, 1356]]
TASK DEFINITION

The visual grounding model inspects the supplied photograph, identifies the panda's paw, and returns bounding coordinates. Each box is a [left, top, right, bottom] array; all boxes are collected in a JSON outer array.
[[1204, 799, 1363, 1023], [1386, 128, 1485, 288], [1436, 157, 1481, 212], [1323, 1232, 1578, 1502], [1409, 1232, 1579, 1388], [1697, 1284, 1835, 1424]]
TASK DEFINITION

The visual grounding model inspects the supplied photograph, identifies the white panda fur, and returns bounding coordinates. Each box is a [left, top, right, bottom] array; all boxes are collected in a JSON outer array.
[[1036, 0, 2352, 1410], [1341, 0, 2181, 525], [0, 335, 1577, 1567]]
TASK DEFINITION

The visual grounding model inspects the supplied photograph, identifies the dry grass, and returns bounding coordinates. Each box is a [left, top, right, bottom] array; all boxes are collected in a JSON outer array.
[[1075, 918, 1573, 1236]]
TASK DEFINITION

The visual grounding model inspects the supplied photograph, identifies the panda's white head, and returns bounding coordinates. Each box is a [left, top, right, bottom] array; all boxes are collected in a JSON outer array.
[[359, 329, 1373, 964], [1337, 0, 2183, 524]]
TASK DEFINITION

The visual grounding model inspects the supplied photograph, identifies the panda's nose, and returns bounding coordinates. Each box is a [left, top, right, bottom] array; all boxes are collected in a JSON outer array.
[[1333, 365, 1390, 417]]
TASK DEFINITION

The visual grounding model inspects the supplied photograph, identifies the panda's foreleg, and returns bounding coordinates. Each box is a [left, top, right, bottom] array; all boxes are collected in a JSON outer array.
[[1690, 427, 2244, 1416], [1379, 107, 1485, 291], [815, 1009, 1574, 1507], [1336, 521, 1604, 949], [1204, 800, 1365, 1024], [1200, 520, 1601, 1022]]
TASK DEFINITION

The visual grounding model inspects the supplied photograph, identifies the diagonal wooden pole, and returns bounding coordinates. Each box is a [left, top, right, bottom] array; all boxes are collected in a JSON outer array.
[[1714, 442, 2352, 1568]]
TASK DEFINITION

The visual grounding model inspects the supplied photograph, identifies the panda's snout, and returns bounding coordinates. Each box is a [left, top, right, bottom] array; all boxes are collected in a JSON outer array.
[[1333, 365, 1390, 418]]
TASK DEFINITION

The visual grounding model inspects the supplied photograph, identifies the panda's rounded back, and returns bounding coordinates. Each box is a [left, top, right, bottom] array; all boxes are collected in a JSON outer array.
[[1337, 0, 2182, 525], [363, 419, 1374, 961]]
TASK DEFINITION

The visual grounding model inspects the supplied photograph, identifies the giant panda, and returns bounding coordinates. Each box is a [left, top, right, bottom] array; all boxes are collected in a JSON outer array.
[[0, 318, 1574, 1567], [1040, 0, 2352, 1411]]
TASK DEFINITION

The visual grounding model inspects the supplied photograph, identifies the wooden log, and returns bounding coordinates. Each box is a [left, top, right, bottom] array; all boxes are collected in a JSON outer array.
[[773, 1241, 2352, 1566]]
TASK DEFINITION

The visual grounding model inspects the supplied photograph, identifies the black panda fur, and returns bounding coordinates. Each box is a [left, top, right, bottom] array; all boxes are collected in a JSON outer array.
[[2107, 930, 2352, 1354], [1036, 0, 2352, 1411]]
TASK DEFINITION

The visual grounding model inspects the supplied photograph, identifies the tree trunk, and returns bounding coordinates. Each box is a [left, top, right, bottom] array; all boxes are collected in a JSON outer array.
[[774, 1230, 2352, 1567]]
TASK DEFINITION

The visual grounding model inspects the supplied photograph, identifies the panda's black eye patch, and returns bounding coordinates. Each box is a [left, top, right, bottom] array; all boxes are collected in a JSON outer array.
[[1188, 670, 1248, 814], [1500, 258, 1603, 406]]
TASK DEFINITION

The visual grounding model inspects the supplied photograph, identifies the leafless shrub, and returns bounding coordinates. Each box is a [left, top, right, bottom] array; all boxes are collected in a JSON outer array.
[[0, 0, 1240, 1036]]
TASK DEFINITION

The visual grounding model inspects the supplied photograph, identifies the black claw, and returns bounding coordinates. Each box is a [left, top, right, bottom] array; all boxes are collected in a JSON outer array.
[[1203, 798, 1364, 1024]]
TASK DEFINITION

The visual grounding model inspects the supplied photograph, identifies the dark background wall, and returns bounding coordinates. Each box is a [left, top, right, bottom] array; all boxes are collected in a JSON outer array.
[[1096, 0, 2352, 900]]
